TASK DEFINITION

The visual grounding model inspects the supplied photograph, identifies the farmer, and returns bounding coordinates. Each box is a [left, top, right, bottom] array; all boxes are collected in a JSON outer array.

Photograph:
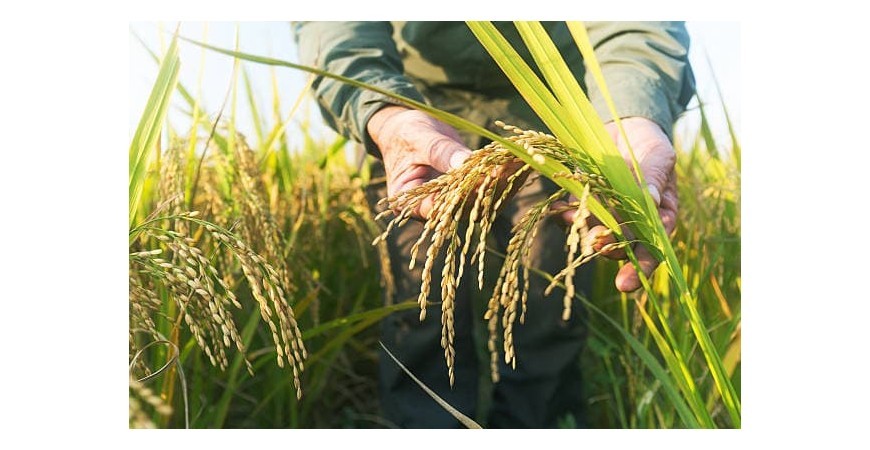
[[294, 22, 694, 428]]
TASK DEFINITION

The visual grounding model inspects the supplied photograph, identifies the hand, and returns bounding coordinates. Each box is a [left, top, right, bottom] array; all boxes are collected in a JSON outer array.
[[560, 117, 678, 293], [367, 106, 472, 220]]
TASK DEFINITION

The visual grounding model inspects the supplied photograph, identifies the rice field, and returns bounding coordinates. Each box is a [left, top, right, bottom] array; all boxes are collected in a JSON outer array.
[[129, 22, 740, 429]]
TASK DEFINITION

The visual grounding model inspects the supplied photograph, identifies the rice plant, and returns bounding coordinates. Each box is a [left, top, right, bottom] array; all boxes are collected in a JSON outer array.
[[129, 28, 411, 428], [132, 21, 740, 428]]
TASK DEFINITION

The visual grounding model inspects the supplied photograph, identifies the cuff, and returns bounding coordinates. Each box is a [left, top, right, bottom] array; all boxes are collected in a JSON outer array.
[[588, 71, 676, 140], [355, 81, 427, 159]]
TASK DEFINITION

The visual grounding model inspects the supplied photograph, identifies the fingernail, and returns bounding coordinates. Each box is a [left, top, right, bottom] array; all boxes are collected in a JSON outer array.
[[449, 150, 470, 170], [647, 184, 661, 206]]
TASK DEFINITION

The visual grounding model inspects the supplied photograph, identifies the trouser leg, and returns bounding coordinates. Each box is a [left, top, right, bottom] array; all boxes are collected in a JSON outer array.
[[366, 160, 480, 429]]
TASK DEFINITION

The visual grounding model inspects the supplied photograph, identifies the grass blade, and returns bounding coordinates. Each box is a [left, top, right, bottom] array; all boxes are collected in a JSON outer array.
[[242, 66, 266, 148], [129, 28, 180, 226], [379, 341, 482, 429], [705, 51, 740, 164], [696, 91, 719, 159]]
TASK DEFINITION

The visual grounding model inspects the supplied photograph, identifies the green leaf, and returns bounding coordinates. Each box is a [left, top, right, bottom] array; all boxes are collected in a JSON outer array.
[[380, 341, 483, 429], [242, 66, 266, 148], [302, 300, 417, 340], [129, 29, 180, 226]]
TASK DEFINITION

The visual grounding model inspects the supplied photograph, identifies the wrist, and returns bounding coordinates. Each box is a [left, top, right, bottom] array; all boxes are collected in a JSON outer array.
[[366, 105, 411, 153]]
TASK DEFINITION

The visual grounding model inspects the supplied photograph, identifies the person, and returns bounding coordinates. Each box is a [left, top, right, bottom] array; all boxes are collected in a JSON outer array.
[[293, 21, 694, 428]]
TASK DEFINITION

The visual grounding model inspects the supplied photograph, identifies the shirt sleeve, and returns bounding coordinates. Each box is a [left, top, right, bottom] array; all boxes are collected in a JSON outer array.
[[292, 21, 427, 158], [583, 21, 695, 139]]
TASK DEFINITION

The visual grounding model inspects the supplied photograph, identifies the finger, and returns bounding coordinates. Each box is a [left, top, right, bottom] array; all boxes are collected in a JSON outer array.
[[647, 183, 662, 207], [554, 196, 629, 259], [551, 195, 577, 223], [493, 159, 528, 196], [636, 133, 675, 208], [418, 193, 436, 221], [615, 245, 659, 293], [640, 156, 673, 208], [659, 207, 677, 237], [389, 167, 439, 221], [589, 225, 627, 259], [660, 173, 678, 235]]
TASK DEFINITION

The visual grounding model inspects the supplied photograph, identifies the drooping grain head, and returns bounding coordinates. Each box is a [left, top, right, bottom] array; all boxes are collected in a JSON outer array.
[[375, 122, 627, 384]]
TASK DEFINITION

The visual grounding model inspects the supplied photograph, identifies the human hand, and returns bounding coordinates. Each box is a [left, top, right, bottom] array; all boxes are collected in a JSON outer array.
[[367, 106, 472, 220], [560, 117, 678, 292]]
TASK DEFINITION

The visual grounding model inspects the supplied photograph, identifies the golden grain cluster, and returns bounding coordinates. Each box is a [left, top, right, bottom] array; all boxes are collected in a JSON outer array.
[[129, 135, 307, 398], [375, 122, 629, 383]]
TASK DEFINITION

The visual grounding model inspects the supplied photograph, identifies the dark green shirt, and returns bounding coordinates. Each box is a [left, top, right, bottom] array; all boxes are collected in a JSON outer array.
[[293, 21, 694, 156]]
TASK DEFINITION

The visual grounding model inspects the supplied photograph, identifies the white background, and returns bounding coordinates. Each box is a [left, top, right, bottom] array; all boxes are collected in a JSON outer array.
[[1, 0, 868, 447]]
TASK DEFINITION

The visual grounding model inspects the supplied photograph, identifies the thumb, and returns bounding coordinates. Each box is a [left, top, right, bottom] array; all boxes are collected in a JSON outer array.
[[638, 153, 672, 207], [422, 133, 472, 174], [647, 183, 662, 206]]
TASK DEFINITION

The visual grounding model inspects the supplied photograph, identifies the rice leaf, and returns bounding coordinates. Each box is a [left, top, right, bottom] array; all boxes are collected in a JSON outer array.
[[696, 91, 719, 159], [379, 342, 483, 429], [242, 66, 266, 148], [129, 29, 180, 226]]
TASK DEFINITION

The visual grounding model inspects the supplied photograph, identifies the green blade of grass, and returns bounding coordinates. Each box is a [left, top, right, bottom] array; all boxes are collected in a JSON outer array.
[[705, 51, 740, 164], [132, 30, 197, 111], [379, 341, 482, 429], [129, 29, 180, 226], [465, 22, 577, 148], [242, 66, 266, 148], [302, 300, 417, 340], [261, 72, 316, 157], [581, 298, 701, 428], [211, 308, 261, 428], [633, 297, 714, 427], [696, 91, 719, 159]]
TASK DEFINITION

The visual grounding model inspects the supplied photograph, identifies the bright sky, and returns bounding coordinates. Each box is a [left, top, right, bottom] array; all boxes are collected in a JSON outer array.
[[129, 22, 740, 151]]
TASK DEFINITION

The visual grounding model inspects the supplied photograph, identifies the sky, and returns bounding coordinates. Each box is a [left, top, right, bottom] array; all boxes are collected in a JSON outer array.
[[129, 21, 740, 150]]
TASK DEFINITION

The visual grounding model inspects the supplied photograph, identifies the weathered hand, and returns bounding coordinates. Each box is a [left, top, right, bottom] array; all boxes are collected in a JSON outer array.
[[367, 106, 472, 220], [560, 117, 678, 292], [608, 117, 678, 292]]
